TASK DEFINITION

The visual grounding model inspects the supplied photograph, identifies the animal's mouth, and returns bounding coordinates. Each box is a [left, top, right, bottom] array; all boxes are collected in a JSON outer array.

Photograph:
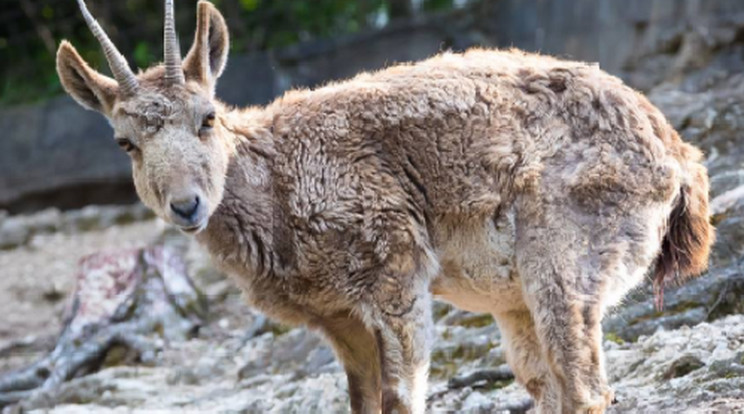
[[178, 220, 207, 235], [167, 194, 210, 235]]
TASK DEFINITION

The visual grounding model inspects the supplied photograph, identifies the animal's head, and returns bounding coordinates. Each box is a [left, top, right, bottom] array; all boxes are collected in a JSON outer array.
[[56, 0, 231, 233]]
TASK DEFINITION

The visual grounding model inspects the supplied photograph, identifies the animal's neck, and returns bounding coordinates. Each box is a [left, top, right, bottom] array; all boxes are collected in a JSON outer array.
[[196, 105, 281, 279]]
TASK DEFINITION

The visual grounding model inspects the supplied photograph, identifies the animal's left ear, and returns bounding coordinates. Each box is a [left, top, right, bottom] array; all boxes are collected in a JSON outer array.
[[182, 1, 229, 94], [56, 40, 119, 116]]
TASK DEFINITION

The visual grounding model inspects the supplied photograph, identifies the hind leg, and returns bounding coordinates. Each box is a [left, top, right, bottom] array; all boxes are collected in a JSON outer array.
[[493, 310, 561, 412], [520, 269, 613, 413], [516, 225, 614, 413]]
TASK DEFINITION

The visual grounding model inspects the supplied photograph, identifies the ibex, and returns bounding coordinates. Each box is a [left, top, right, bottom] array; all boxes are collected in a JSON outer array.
[[56, 1, 714, 413]]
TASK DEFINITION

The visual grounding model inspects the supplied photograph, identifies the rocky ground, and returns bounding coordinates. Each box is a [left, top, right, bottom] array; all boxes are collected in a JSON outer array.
[[0, 206, 743, 414], [4, 9, 744, 414]]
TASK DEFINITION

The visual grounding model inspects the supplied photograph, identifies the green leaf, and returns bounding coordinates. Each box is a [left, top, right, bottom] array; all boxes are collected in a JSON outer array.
[[42, 5, 54, 20], [133, 42, 153, 69], [240, 0, 261, 11]]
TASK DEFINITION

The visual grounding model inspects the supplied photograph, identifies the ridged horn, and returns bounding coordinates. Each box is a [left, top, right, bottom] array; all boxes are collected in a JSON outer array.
[[163, 0, 185, 86], [76, 0, 139, 96]]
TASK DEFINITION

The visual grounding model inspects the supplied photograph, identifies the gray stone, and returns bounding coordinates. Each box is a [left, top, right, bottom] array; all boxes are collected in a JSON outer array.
[[461, 391, 497, 413], [0, 204, 153, 250], [0, 218, 31, 250], [0, 97, 133, 212]]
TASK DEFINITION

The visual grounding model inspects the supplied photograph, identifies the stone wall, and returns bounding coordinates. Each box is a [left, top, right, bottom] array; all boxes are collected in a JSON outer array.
[[2, 0, 743, 212]]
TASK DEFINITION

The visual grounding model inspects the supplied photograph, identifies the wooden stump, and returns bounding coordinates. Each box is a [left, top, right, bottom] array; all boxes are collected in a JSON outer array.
[[0, 246, 206, 408]]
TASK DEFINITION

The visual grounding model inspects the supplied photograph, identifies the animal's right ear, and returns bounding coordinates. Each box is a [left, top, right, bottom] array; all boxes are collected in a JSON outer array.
[[182, 1, 229, 94], [56, 41, 118, 116]]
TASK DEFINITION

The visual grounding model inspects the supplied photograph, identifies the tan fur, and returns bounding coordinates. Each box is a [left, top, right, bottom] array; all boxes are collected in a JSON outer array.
[[57, 2, 714, 413]]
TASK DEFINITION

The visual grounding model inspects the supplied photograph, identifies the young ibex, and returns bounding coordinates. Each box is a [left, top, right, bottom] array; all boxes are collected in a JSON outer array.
[[56, 1, 714, 413]]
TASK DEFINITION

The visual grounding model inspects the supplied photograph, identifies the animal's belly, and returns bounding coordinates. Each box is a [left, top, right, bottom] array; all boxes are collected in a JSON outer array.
[[430, 210, 525, 314]]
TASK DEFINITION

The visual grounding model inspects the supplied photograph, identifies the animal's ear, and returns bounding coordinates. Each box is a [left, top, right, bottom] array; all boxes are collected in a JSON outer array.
[[182, 1, 229, 93], [56, 41, 119, 116]]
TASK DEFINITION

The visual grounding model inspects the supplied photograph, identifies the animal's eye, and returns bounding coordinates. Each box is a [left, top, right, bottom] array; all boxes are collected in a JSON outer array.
[[115, 138, 137, 152], [201, 112, 216, 129]]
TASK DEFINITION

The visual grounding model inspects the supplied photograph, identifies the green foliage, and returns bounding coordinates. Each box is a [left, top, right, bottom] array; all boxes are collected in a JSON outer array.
[[133, 42, 155, 70], [425, 0, 455, 11], [1, 0, 467, 106], [456, 313, 495, 328], [604, 332, 625, 345], [240, 0, 262, 11]]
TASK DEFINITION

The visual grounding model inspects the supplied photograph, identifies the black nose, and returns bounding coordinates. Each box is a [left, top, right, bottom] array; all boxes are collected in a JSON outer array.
[[170, 196, 200, 220]]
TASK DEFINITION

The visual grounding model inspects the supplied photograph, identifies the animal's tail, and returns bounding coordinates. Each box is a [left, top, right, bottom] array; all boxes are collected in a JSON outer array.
[[653, 144, 715, 309]]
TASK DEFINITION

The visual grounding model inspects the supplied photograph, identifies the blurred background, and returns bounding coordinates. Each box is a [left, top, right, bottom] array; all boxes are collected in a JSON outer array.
[[2, 0, 744, 412]]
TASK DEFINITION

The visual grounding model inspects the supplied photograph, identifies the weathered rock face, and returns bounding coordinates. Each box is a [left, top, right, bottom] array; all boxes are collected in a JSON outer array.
[[607, 316, 744, 413], [481, 0, 744, 89]]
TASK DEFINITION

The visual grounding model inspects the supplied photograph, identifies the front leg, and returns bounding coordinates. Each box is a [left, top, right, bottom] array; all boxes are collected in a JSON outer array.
[[351, 198, 437, 413], [319, 315, 382, 414], [368, 275, 433, 414]]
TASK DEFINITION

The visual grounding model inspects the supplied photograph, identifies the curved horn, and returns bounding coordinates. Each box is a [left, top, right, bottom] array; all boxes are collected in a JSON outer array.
[[163, 0, 185, 86], [76, 0, 139, 96]]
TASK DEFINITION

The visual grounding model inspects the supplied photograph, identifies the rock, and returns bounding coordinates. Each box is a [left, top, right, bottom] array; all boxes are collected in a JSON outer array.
[[662, 354, 706, 380], [0, 209, 64, 249], [0, 218, 31, 250], [607, 316, 744, 412], [0, 97, 135, 213], [711, 185, 744, 216], [461, 391, 497, 413], [2, 286, 742, 413], [237, 329, 332, 380], [0, 205, 154, 251], [603, 265, 744, 342], [61, 204, 153, 232]]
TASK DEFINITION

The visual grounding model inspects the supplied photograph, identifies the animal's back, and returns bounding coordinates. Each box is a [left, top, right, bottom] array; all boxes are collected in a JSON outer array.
[[269, 48, 686, 232]]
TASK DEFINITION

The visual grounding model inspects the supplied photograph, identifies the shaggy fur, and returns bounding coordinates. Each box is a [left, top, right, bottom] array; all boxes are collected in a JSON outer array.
[[56, 2, 714, 413]]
